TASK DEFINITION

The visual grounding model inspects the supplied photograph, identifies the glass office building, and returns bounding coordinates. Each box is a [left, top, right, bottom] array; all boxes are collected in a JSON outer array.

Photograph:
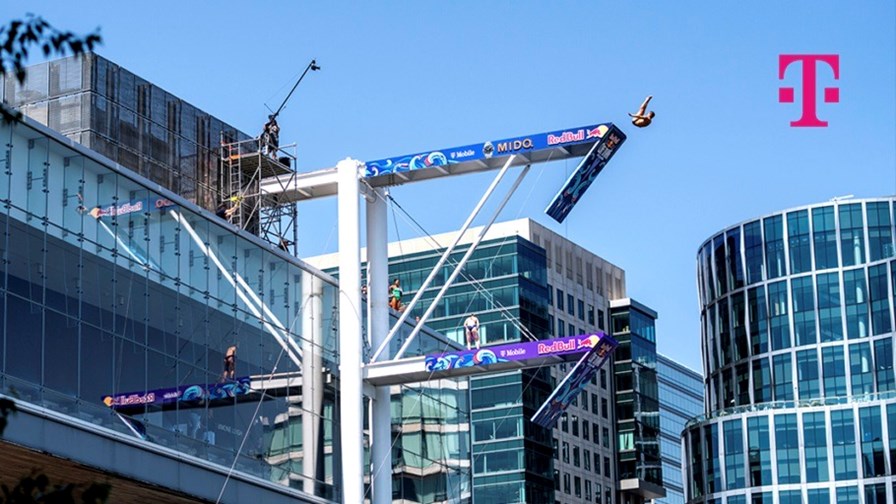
[[2, 53, 252, 213], [0, 56, 470, 503], [656, 355, 703, 504], [683, 197, 896, 504]]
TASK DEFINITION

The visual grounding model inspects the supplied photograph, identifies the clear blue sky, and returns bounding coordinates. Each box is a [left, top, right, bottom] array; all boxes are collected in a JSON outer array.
[[6, 2, 894, 373]]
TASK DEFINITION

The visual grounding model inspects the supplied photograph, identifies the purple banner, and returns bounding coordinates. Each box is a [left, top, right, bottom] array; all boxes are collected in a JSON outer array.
[[531, 337, 617, 428], [424, 333, 616, 372], [102, 376, 253, 411]]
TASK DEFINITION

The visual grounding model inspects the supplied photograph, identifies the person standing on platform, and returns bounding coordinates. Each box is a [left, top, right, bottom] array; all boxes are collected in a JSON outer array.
[[222, 345, 237, 381], [464, 313, 480, 350]]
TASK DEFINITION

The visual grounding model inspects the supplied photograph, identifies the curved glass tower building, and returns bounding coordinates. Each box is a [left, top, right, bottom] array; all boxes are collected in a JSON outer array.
[[683, 197, 896, 504]]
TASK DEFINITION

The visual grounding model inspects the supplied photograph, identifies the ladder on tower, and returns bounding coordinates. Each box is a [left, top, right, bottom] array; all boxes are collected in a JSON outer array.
[[223, 138, 244, 228]]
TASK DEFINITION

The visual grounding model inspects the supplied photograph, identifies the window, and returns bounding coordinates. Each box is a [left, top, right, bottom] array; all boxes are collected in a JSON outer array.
[[866, 201, 893, 261], [602, 427, 609, 448], [812, 206, 838, 270], [584, 449, 591, 471], [547, 284, 553, 305], [572, 416, 579, 437], [869, 263, 891, 335], [803, 411, 829, 482], [859, 406, 885, 477], [578, 299, 585, 320], [561, 414, 568, 433], [849, 342, 874, 395], [600, 369, 607, 389], [562, 441, 570, 463], [746, 416, 771, 486], [764, 215, 785, 279], [797, 349, 820, 400], [768, 280, 791, 350], [573, 446, 580, 467], [598, 309, 605, 330], [744, 220, 764, 284], [831, 409, 857, 480], [567, 294, 574, 315], [593, 423, 600, 444], [557, 288, 564, 311], [582, 420, 589, 441], [817, 272, 843, 342], [587, 304, 595, 326], [603, 456, 611, 477], [723, 419, 745, 489], [839, 203, 866, 266], [585, 480, 592, 501], [791, 276, 817, 346], [875, 338, 894, 391], [843, 268, 869, 339], [563, 472, 570, 494], [591, 393, 599, 414], [601, 398, 608, 418], [773, 353, 793, 401], [594, 453, 601, 475], [574, 476, 582, 498], [553, 438, 559, 460], [822, 345, 847, 398], [774, 414, 800, 484], [787, 210, 812, 274]]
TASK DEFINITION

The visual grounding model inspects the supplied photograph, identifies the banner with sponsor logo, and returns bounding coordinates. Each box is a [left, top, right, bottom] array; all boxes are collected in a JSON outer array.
[[424, 332, 616, 372], [364, 123, 614, 178], [531, 335, 618, 429], [102, 376, 253, 412], [86, 196, 177, 220], [544, 124, 626, 223]]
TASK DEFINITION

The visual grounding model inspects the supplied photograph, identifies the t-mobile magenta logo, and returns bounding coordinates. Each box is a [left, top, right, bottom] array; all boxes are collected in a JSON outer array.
[[778, 54, 840, 127]]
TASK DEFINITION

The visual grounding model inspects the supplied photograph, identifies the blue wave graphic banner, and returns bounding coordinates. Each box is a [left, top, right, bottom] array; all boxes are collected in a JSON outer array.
[[363, 123, 615, 177]]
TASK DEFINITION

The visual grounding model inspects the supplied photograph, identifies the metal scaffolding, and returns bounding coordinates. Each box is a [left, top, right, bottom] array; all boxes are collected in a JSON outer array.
[[219, 135, 298, 254]]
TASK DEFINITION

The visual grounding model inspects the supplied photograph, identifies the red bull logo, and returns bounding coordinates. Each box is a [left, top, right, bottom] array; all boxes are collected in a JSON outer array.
[[577, 334, 600, 349], [586, 125, 608, 139]]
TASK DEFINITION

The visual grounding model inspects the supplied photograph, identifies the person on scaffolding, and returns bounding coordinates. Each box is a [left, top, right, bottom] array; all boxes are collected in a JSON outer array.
[[262, 115, 280, 157], [388, 278, 403, 311], [215, 194, 240, 222], [629, 95, 655, 128], [464, 313, 480, 350]]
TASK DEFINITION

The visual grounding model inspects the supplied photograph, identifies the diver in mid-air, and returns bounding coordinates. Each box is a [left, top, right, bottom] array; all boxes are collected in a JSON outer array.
[[629, 95, 655, 128]]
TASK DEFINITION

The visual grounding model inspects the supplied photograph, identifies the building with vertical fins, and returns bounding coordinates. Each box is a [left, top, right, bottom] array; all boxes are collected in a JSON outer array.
[[683, 197, 896, 504]]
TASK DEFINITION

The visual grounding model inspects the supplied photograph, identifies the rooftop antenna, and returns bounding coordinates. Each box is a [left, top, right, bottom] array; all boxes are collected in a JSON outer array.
[[270, 59, 321, 121], [830, 194, 855, 201]]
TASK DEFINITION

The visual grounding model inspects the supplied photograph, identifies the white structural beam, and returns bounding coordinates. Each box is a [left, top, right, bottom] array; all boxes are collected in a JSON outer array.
[[365, 187, 392, 504], [336, 158, 364, 504], [393, 164, 531, 360], [302, 272, 324, 496], [371, 154, 517, 363]]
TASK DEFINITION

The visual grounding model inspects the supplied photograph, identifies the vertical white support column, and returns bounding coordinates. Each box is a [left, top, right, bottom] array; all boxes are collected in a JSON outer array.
[[337, 158, 364, 504], [301, 271, 324, 496], [366, 187, 392, 504]]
